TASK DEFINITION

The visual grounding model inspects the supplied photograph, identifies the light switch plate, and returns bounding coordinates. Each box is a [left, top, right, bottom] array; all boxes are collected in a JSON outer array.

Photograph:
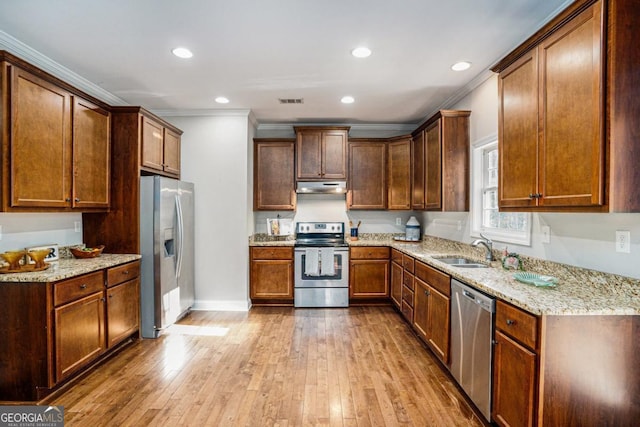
[[541, 226, 550, 244]]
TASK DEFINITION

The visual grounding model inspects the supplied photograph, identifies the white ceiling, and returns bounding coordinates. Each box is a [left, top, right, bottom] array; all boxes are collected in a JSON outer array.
[[0, 0, 570, 125]]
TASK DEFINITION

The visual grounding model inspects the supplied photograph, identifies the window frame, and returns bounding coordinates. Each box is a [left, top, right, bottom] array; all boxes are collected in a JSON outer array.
[[470, 134, 531, 246]]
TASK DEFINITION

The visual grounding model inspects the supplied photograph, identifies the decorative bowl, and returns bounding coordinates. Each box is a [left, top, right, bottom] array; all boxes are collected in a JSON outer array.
[[28, 248, 52, 268], [1, 250, 27, 270], [513, 272, 558, 287], [70, 245, 105, 259]]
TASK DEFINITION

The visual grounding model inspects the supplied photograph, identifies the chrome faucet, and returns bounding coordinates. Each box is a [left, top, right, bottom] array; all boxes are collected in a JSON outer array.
[[472, 234, 494, 262]]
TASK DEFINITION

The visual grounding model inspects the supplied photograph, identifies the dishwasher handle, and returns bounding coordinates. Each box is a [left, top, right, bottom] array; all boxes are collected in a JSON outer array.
[[463, 290, 476, 300]]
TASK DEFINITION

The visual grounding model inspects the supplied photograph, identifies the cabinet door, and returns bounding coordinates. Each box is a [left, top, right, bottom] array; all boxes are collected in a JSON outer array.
[[492, 330, 537, 427], [388, 138, 411, 210], [163, 128, 181, 176], [413, 277, 430, 341], [10, 66, 72, 208], [141, 116, 164, 171], [54, 292, 105, 382], [411, 131, 425, 209], [296, 130, 323, 179], [390, 261, 403, 308], [538, 2, 604, 208], [107, 278, 140, 348], [349, 260, 389, 298], [322, 130, 347, 179], [426, 287, 450, 363], [498, 50, 539, 209], [250, 260, 294, 299], [348, 141, 387, 209], [424, 121, 442, 210], [72, 97, 110, 209], [254, 140, 296, 210]]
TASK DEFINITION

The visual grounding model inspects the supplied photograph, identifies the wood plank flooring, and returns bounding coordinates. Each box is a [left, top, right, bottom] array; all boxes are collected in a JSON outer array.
[[45, 306, 484, 426]]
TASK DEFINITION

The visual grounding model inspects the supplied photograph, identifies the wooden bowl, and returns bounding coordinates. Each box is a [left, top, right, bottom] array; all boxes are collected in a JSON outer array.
[[70, 245, 105, 259]]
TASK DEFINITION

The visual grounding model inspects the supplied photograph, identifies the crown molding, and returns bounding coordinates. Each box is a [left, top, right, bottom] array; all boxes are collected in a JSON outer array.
[[257, 122, 417, 132], [152, 108, 253, 118], [0, 31, 128, 106]]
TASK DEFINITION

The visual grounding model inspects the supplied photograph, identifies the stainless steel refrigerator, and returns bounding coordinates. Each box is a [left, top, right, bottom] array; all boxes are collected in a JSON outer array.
[[139, 176, 195, 338]]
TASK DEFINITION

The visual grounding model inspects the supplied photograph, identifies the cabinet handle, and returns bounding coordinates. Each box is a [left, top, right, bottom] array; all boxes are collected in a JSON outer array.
[[101, 297, 106, 302], [65, 198, 71, 202], [109, 294, 114, 299], [75, 198, 80, 202], [424, 290, 430, 296], [506, 319, 516, 326], [123, 270, 129, 275], [80, 284, 87, 289], [529, 193, 543, 199]]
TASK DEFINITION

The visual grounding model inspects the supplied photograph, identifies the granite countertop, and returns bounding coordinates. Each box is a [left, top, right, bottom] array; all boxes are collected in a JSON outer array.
[[250, 233, 640, 316], [0, 254, 141, 283]]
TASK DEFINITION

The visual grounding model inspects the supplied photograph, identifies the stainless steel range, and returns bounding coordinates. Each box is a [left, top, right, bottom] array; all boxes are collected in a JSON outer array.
[[294, 222, 349, 307]]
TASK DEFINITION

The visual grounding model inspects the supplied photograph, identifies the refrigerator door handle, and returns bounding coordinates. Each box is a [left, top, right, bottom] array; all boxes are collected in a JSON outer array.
[[175, 194, 184, 279]]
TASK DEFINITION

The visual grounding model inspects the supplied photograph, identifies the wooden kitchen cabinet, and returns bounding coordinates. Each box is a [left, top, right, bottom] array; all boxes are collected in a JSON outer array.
[[106, 261, 140, 349], [387, 136, 412, 210], [400, 254, 415, 322], [413, 110, 470, 212], [347, 139, 387, 210], [250, 247, 294, 305], [494, 0, 640, 212], [390, 249, 403, 308], [492, 300, 539, 427], [0, 52, 111, 212], [294, 126, 349, 180], [253, 139, 296, 211], [412, 261, 451, 364], [82, 107, 183, 253], [141, 114, 182, 177], [349, 247, 390, 302]]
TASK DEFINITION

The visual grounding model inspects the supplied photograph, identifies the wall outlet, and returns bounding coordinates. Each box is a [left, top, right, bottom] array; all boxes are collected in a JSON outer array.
[[616, 230, 631, 253], [396, 217, 402, 226], [541, 226, 550, 244], [74, 221, 82, 233]]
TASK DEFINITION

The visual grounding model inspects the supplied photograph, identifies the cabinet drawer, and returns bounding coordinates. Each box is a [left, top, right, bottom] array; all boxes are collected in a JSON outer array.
[[391, 248, 403, 264], [401, 300, 413, 322], [496, 300, 539, 350], [402, 286, 414, 307], [251, 247, 293, 260], [402, 272, 414, 292], [402, 255, 415, 273], [350, 246, 390, 259], [54, 271, 104, 306], [107, 261, 140, 288], [415, 261, 450, 296]]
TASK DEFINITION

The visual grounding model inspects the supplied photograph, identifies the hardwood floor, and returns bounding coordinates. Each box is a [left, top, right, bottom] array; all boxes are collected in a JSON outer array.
[[46, 306, 484, 426]]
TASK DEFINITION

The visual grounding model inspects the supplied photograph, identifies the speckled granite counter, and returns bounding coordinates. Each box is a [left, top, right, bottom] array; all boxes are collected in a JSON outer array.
[[0, 254, 141, 283], [250, 233, 640, 316]]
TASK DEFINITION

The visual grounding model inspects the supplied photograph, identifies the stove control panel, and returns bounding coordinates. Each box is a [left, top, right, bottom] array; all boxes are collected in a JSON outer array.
[[296, 222, 344, 234]]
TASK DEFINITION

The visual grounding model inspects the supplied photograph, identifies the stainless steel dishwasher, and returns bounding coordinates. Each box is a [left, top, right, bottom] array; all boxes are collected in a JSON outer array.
[[450, 278, 496, 422]]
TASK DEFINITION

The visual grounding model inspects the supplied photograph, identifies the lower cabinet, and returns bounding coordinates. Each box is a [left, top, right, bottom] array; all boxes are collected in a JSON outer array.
[[390, 258, 403, 308], [106, 278, 140, 349], [412, 261, 451, 364], [250, 247, 294, 305], [492, 300, 539, 427], [349, 247, 390, 301]]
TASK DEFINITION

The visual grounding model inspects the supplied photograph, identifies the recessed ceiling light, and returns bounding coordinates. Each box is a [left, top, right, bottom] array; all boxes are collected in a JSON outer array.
[[341, 96, 355, 104], [172, 47, 193, 59], [351, 47, 372, 58], [451, 61, 471, 71], [215, 96, 230, 104]]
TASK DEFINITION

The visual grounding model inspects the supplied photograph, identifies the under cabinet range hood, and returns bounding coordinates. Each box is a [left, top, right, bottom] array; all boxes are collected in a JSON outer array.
[[296, 181, 347, 194]]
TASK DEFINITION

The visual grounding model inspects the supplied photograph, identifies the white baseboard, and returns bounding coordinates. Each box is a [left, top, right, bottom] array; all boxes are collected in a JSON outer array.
[[192, 299, 251, 312]]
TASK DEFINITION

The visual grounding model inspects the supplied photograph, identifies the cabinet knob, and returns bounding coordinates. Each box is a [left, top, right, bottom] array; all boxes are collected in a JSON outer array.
[[65, 198, 71, 202], [80, 284, 87, 289], [424, 290, 430, 296], [75, 198, 80, 202], [506, 319, 516, 326], [109, 294, 114, 299], [123, 270, 129, 275]]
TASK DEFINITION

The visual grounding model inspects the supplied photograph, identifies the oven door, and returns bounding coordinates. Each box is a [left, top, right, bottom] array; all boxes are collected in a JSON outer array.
[[294, 247, 349, 288]]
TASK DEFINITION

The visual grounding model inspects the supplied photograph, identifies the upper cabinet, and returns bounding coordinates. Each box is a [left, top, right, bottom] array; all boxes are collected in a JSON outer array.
[[295, 126, 349, 180], [494, 0, 640, 212], [412, 110, 470, 212], [0, 54, 110, 212], [253, 138, 296, 211], [347, 139, 387, 210], [140, 115, 181, 178], [387, 136, 412, 210]]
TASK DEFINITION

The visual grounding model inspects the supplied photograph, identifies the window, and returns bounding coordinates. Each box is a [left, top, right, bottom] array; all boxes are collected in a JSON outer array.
[[471, 136, 531, 246]]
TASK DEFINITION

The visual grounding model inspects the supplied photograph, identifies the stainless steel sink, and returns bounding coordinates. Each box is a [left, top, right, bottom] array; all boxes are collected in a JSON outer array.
[[432, 256, 488, 268]]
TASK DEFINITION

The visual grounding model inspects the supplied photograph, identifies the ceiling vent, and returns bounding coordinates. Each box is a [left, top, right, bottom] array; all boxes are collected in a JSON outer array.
[[278, 98, 304, 104]]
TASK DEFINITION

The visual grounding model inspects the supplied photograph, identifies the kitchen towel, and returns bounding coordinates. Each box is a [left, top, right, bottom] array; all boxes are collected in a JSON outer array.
[[320, 248, 335, 276], [305, 248, 320, 276]]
